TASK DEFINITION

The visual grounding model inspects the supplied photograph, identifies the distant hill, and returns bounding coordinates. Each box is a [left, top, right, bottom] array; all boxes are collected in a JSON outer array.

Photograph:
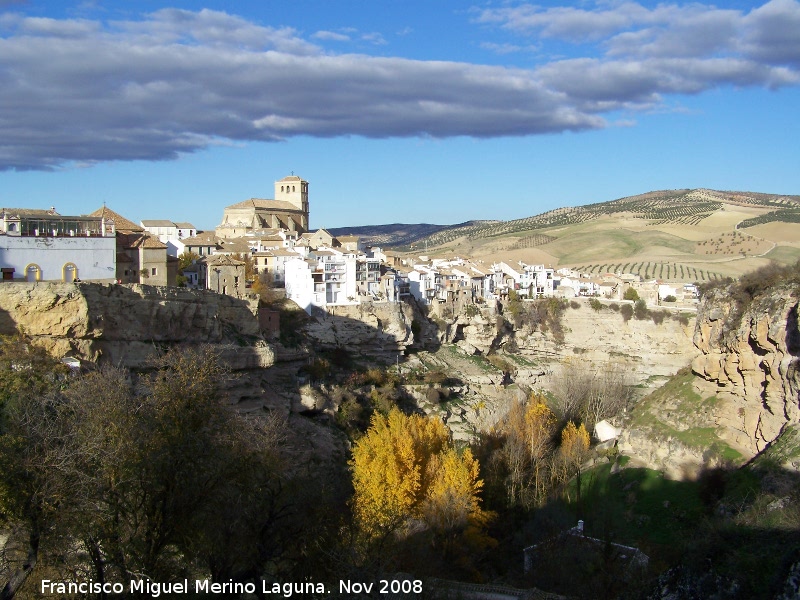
[[327, 220, 496, 248], [331, 188, 800, 282]]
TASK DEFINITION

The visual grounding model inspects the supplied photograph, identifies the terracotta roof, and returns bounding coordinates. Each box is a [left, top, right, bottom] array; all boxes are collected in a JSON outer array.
[[174, 222, 195, 229], [141, 219, 175, 228], [182, 232, 219, 245], [123, 233, 167, 249], [1, 207, 59, 217], [204, 254, 245, 266], [89, 206, 143, 232]]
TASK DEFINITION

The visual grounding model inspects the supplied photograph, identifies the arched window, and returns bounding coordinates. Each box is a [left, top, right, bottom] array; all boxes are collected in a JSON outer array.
[[25, 264, 42, 282], [63, 263, 78, 282], [281, 186, 285, 192], [292, 185, 295, 192]]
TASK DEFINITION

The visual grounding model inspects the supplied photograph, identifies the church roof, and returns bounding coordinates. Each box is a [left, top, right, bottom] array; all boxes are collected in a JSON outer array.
[[277, 175, 305, 182], [225, 198, 302, 212]]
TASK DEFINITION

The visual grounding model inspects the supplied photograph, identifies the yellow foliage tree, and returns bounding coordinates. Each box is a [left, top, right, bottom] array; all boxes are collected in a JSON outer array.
[[494, 395, 558, 508], [351, 409, 492, 548], [557, 421, 591, 503]]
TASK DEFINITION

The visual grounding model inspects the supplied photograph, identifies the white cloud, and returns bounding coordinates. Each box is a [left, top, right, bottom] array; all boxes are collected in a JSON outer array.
[[312, 30, 350, 42]]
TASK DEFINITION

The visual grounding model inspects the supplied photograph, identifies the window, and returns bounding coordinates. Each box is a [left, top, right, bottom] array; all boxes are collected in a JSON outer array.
[[151, 268, 157, 276]]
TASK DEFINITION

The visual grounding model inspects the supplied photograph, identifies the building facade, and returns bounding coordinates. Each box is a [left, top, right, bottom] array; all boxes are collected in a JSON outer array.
[[0, 208, 117, 282], [216, 175, 310, 238]]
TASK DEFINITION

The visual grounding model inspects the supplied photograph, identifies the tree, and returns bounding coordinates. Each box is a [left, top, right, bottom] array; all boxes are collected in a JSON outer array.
[[0, 335, 70, 600], [493, 397, 558, 508], [177, 250, 200, 272], [551, 362, 632, 429], [350, 409, 492, 548], [555, 422, 591, 504], [1, 344, 293, 597], [634, 298, 649, 320], [623, 287, 639, 301]]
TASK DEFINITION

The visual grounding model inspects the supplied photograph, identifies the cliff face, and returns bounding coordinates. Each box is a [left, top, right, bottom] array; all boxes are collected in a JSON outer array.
[[446, 300, 697, 389], [301, 300, 425, 360], [691, 285, 800, 450], [0, 282, 274, 370]]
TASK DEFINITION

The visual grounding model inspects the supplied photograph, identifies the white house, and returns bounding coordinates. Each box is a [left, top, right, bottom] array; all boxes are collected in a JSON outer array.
[[0, 208, 117, 282], [141, 220, 197, 257]]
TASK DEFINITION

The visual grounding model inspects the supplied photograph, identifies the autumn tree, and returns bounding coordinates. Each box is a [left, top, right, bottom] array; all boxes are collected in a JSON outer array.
[[555, 422, 591, 504], [487, 395, 558, 509], [350, 409, 493, 557]]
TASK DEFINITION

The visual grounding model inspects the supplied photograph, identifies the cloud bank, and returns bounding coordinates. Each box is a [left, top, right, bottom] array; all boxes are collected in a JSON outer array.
[[0, 2, 798, 170]]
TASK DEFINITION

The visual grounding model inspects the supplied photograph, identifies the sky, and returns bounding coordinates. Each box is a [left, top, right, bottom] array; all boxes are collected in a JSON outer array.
[[1, 0, 799, 230]]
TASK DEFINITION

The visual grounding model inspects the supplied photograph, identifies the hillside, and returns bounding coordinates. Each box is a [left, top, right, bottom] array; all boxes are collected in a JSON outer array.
[[338, 188, 800, 281]]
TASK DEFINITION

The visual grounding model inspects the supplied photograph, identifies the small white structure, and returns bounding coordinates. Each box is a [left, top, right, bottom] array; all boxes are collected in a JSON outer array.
[[594, 419, 622, 443]]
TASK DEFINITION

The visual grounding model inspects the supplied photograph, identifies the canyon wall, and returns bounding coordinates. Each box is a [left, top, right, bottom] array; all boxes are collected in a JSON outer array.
[[0, 282, 274, 370], [691, 285, 800, 451]]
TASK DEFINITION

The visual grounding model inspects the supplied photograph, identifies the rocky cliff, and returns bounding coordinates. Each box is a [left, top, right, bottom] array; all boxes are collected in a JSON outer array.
[[691, 283, 800, 451], [0, 282, 274, 370], [443, 299, 698, 390]]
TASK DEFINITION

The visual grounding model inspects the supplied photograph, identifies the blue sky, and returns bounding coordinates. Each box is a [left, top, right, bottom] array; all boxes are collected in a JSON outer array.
[[1, 1, 799, 230]]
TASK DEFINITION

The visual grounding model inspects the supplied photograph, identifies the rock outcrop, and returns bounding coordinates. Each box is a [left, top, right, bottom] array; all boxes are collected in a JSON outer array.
[[443, 300, 697, 389], [302, 300, 422, 360], [691, 284, 800, 451], [0, 282, 274, 370]]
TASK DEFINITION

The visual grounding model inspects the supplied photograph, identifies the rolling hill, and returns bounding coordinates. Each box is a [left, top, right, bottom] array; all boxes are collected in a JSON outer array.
[[333, 188, 800, 282]]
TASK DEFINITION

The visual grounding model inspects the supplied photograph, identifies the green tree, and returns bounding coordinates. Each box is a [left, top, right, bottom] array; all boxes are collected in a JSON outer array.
[[623, 287, 639, 301]]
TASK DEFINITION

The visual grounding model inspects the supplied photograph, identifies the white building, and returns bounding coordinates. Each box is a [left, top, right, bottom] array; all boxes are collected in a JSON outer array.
[[141, 220, 197, 257], [0, 208, 117, 282]]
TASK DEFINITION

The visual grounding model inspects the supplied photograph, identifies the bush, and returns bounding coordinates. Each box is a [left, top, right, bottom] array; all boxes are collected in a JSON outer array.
[[620, 304, 633, 322], [609, 302, 620, 312], [623, 287, 640, 301], [589, 298, 604, 311], [569, 300, 581, 310], [650, 310, 666, 325], [634, 299, 649, 320], [663, 295, 677, 303]]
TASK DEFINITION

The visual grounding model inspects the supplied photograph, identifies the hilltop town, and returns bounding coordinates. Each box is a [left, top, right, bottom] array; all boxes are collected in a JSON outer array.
[[0, 174, 704, 314]]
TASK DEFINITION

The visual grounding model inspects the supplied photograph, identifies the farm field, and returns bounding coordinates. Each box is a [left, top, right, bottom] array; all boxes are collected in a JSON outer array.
[[416, 203, 800, 282]]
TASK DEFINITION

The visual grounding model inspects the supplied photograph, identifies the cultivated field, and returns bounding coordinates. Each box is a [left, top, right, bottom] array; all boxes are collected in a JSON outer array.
[[395, 189, 800, 280]]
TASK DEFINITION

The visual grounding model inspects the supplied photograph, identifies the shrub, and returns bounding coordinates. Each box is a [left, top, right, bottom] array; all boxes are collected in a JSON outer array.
[[589, 298, 604, 311], [663, 295, 677, 303], [650, 310, 666, 325], [569, 300, 581, 310], [623, 287, 640, 301], [608, 302, 620, 312], [620, 304, 633, 322], [634, 299, 649, 320]]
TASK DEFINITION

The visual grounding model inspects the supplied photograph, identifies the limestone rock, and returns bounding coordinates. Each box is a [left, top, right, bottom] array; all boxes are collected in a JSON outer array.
[[0, 282, 274, 371]]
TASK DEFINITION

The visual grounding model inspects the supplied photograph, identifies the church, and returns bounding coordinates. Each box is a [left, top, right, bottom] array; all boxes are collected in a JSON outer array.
[[216, 175, 309, 238]]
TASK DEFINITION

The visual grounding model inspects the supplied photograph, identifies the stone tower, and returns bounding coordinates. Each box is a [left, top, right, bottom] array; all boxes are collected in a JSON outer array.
[[275, 175, 309, 214]]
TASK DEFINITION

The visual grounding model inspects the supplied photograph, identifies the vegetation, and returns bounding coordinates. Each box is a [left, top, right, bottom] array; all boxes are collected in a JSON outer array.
[[0, 341, 318, 598]]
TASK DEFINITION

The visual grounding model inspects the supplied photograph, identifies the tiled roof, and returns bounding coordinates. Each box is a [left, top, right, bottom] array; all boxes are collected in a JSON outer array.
[[141, 220, 175, 228], [123, 233, 167, 249], [203, 254, 245, 266], [182, 232, 219, 245], [225, 198, 302, 211], [174, 222, 195, 229], [1, 208, 58, 217], [277, 175, 304, 182], [88, 207, 143, 232]]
